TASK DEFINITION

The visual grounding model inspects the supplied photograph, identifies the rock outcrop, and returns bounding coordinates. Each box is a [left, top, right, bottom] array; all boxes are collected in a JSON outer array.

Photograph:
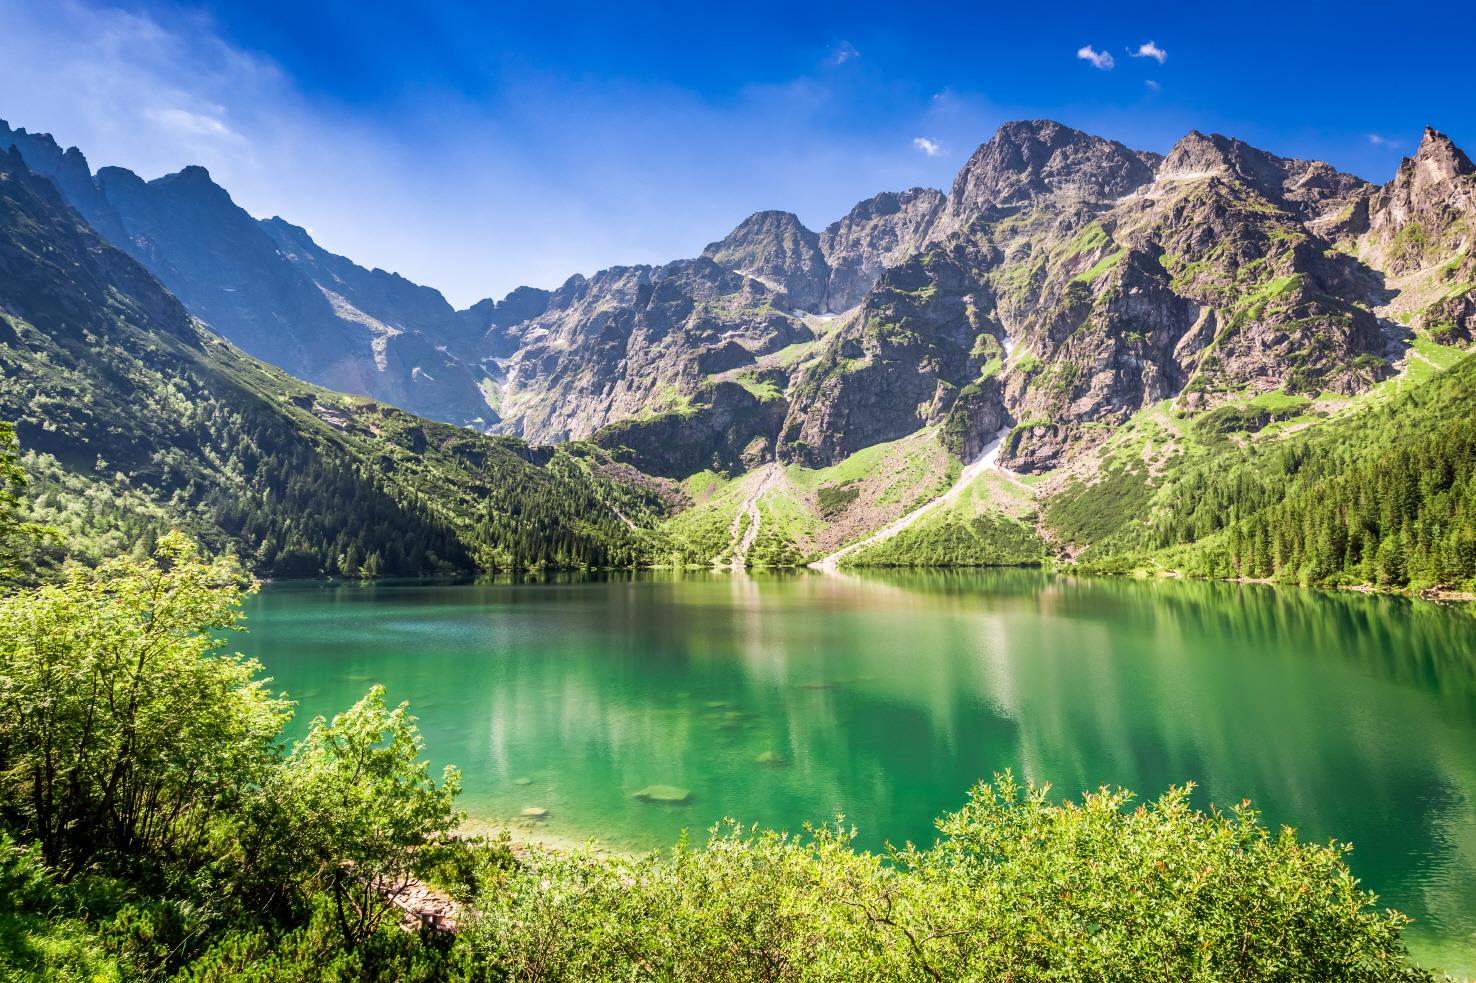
[[821, 189, 945, 312], [1363, 127, 1476, 276], [592, 380, 786, 478], [935, 120, 1160, 237], [494, 258, 810, 443], [703, 210, 830, 313], [778, 237, 1006, 466]]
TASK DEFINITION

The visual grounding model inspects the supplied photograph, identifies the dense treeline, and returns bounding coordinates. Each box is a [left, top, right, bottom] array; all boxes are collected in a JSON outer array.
[[1168, 418, 1476, 587], [0, 151, 666, 579], [1067, 352, 1476, 591]]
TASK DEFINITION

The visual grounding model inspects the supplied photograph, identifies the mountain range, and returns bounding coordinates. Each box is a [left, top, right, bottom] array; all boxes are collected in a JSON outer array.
[[2, 114, 1472, 583]]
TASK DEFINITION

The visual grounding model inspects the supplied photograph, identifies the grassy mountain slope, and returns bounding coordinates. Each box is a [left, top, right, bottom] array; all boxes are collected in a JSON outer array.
[[659, 428, 1046, 567], [0, 148, 665, 578], [1045, 338, 1476, 591]]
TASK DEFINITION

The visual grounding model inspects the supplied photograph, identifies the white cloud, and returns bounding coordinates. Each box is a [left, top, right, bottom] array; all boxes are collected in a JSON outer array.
[[1076, 45, 1115, 70], [1367, 133, 1402, 149], [1130, 41, 1167, 64], [827, 41, 859, 66], [1144, 79, 1162, 93], [913, 137, 943, 157]]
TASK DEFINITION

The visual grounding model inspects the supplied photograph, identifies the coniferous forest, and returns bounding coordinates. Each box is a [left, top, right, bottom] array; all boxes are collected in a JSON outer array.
[[1063, 354, 1476, 591]]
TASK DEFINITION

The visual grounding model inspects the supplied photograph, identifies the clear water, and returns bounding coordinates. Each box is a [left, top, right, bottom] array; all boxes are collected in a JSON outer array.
[[238, 570, 1476, 973]]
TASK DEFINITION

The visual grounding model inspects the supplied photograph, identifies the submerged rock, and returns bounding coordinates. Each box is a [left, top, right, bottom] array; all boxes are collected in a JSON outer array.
[[754, 750, 789, 766], [633, 784, 693, 804], [520, 806, 549, 819], [513, 776, 533, 786]]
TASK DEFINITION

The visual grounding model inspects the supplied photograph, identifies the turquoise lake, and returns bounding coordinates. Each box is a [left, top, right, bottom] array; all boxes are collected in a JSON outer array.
[[238, 570, 1476, 972]]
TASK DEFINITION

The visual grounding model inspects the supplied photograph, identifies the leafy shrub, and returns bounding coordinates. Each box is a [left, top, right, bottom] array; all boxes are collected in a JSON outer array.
[[465, 774, 1425, 982]]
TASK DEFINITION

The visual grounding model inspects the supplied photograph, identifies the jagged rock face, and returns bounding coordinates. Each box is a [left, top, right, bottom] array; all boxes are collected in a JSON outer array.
[[256, 217, 501, 422], [94, 164, 363, 374], [591, 380, 787, 478], [0, 121, 129, 243], [783, 121, 1404, 473], [457, 286, 553, 359], [941, 374, 1010, 460], [986, 161, 1389, 469], [1000, 248, 1202, 444], [936, 120, 1160, 237], [1157, 131, 1373, 225], [1420, 288, 1476, 347], [496, 258, 811, 443], [703, 210, 830, 313], [778, 238, 1006, 466], [261, 217, 461, 339], [1363, 128, 1476, 276], [821, 189, 945, 312]]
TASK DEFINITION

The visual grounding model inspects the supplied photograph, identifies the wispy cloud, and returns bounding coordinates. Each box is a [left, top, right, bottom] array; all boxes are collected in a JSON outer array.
[[1130, 41, 1167, 64], [826, 41, 859, 66], [1367, 133, 1403, 149], [1144, 79, 1162, 93], [1076, 45, 1115, 70], [912, 137, 943, 157], [146, 107, 241, 140]]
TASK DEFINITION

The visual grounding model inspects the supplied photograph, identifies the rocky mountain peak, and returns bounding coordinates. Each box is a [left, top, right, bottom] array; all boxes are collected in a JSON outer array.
[[939, 119, 1158, 235], [820, 187, 945, 311], [1406, 126, 1474, 192], [1157, 130, 1372, 222], [1159, 130, 1246, 178], [0, 120, 128, 241], [150, 164, 232, 202], [1364, 126, 1476, 274], [703, 209, 829, 312]]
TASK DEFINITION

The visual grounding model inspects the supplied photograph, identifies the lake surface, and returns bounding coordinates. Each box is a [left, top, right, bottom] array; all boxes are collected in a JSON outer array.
[[239, 570, 1476, 972]]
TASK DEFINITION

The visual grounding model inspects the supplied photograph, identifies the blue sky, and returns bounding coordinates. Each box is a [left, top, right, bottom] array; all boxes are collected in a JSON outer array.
[[3, 0, 1472, 306]]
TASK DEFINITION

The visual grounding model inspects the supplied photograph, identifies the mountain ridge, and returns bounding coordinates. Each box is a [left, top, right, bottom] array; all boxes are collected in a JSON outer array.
[[6, 113, 1473, 578]]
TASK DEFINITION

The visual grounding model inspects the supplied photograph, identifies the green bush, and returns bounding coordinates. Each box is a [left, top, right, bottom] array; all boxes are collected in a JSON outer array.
[[465, 775, 1425, 982]]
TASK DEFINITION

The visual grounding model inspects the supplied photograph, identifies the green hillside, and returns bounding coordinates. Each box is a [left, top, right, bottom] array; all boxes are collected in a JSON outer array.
[[0, 149, 666, 579], [1051, 344, 1476, 592]]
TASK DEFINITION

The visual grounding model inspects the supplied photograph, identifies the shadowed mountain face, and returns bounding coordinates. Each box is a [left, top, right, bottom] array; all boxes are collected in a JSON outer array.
[[7, 117, 1473, 477], [0, 119, 499, 428]]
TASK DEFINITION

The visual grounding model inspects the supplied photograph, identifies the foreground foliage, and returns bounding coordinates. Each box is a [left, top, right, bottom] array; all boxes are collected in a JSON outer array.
[[0, 535, 465, 979], [0, 453, 1440, 979], [470, 781, 1421, 982]]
